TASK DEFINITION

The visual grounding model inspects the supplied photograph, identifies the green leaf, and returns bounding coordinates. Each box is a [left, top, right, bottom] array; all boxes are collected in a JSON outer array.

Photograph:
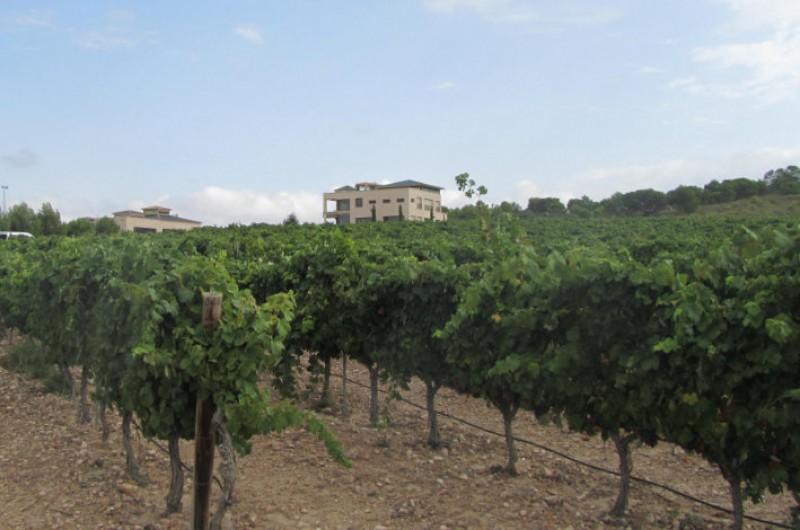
[[654, 337, 679, 353], [765, 314, 795, 344]]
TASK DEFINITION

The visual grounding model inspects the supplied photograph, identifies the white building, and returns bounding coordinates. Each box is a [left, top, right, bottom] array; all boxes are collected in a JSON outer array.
[[323, 180, 447, 225], [113, 205, 201, 233]]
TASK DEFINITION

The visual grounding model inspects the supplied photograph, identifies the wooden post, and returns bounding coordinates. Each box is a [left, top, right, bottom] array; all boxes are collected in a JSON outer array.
[[193, 292, 222, 530], [193, 399, 214, 530], [202, 292, 223, 331]]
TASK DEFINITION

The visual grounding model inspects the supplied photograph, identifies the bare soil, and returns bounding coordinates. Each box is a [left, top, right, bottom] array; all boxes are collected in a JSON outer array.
[[0, 350, 795, 530]]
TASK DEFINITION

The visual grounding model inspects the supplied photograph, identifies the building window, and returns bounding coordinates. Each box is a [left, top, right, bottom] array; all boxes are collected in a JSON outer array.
[[382, 199, 391, 203], [396, 198, 405, 203], [355, 198, 363, 207], [368, 199, 376, 204], [336, 199, 350, 211]]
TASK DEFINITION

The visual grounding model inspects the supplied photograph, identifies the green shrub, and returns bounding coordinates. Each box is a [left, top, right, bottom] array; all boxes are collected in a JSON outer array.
[[5, 338, 71, 395]]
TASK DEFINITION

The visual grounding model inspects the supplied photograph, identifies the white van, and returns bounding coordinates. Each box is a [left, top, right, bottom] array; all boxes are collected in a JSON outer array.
[[0, 231, 34, 240]]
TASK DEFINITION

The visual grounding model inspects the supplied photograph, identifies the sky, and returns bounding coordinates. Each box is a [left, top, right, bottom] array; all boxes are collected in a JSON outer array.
[[1, 0, 799, 225]]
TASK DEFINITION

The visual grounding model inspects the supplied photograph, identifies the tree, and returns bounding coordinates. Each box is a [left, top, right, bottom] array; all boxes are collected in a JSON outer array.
[[282, 212, 300, 225], [95, 217, 120, 234], [655, 228, 800, 529], [440, 242, 550, 475], [566, 196, 598, 218], [6, 203, 36, 233], [338, 244, 395, 426], [600, 192, 627, 216], [454, 172, 487, 200], [85, 237, 156, 481], [728, 178, 766, 200], [264, 230, 359, 407], [545, 250, 676, 516], [620, 189, 666, 216], [130, 254, 348, 515], [368, 256, 462, 447], [492, 201, 522, 216], [763, 165, 800, 195], [666, 186, 702, 214], [526, 197, 566, 216], [65, 218, 95, 237], [37, 203, 62, 235], [446, 203, 489, 222], [22, 239, 107, 421]]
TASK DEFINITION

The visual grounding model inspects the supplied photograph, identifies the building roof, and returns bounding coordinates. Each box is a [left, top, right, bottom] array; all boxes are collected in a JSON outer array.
[[331, 180, 443, 193], [380, 180, 443, 192], [113, 208, 201, 225], [142, 204, 172, 214]]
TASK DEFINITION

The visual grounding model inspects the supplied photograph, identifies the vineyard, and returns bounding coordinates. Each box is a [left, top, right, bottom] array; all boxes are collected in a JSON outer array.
[[1, 215, 799, 529]]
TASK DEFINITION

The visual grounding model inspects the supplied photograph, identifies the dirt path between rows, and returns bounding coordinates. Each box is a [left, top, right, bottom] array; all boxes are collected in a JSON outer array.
[[0, 351, 795, 529]]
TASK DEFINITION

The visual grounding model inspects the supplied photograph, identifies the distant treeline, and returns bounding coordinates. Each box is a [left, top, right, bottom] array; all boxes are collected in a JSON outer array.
[[3, 165, 798, 236], [448, 165, 800, 219], [0, 202, 119, 236]]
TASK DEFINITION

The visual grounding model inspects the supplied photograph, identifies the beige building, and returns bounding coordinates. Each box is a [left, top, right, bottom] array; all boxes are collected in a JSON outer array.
[[323, 180, 447, 225], [113, 205, 201, 233]]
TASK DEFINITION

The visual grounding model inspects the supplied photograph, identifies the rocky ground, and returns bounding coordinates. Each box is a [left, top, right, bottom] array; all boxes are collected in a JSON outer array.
[[0, 348, 795, 530]]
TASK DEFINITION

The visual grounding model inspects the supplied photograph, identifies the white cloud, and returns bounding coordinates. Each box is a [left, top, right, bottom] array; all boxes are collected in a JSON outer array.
[[435, 80, 457, 90], [574, 159, 708, 195], [11, 10, 54, 27], [512, 179, 538, 204], [639, 66, 663, 74], [671, 0, 800, 103], [421, 0, 621, 26], [498, 149, 799, 209], [233, 25, 263, 44], [440, 188, 473, 209], [174, 187, 320, 226], [564, 148, 800, 201], [75, 10, 157, 50], [714, 0, 800, 31], [422, 0, 537, 22], [109, 10, 137, 23], [556, 5, 621, 26], [79, 30, 138, 49]]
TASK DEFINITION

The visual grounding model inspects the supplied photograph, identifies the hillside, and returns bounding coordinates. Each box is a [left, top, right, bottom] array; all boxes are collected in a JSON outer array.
[[695, 195, 800, 217]]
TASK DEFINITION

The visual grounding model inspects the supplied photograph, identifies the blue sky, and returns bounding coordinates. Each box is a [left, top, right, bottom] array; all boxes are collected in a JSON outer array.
[[1, 1, 798, 225]]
